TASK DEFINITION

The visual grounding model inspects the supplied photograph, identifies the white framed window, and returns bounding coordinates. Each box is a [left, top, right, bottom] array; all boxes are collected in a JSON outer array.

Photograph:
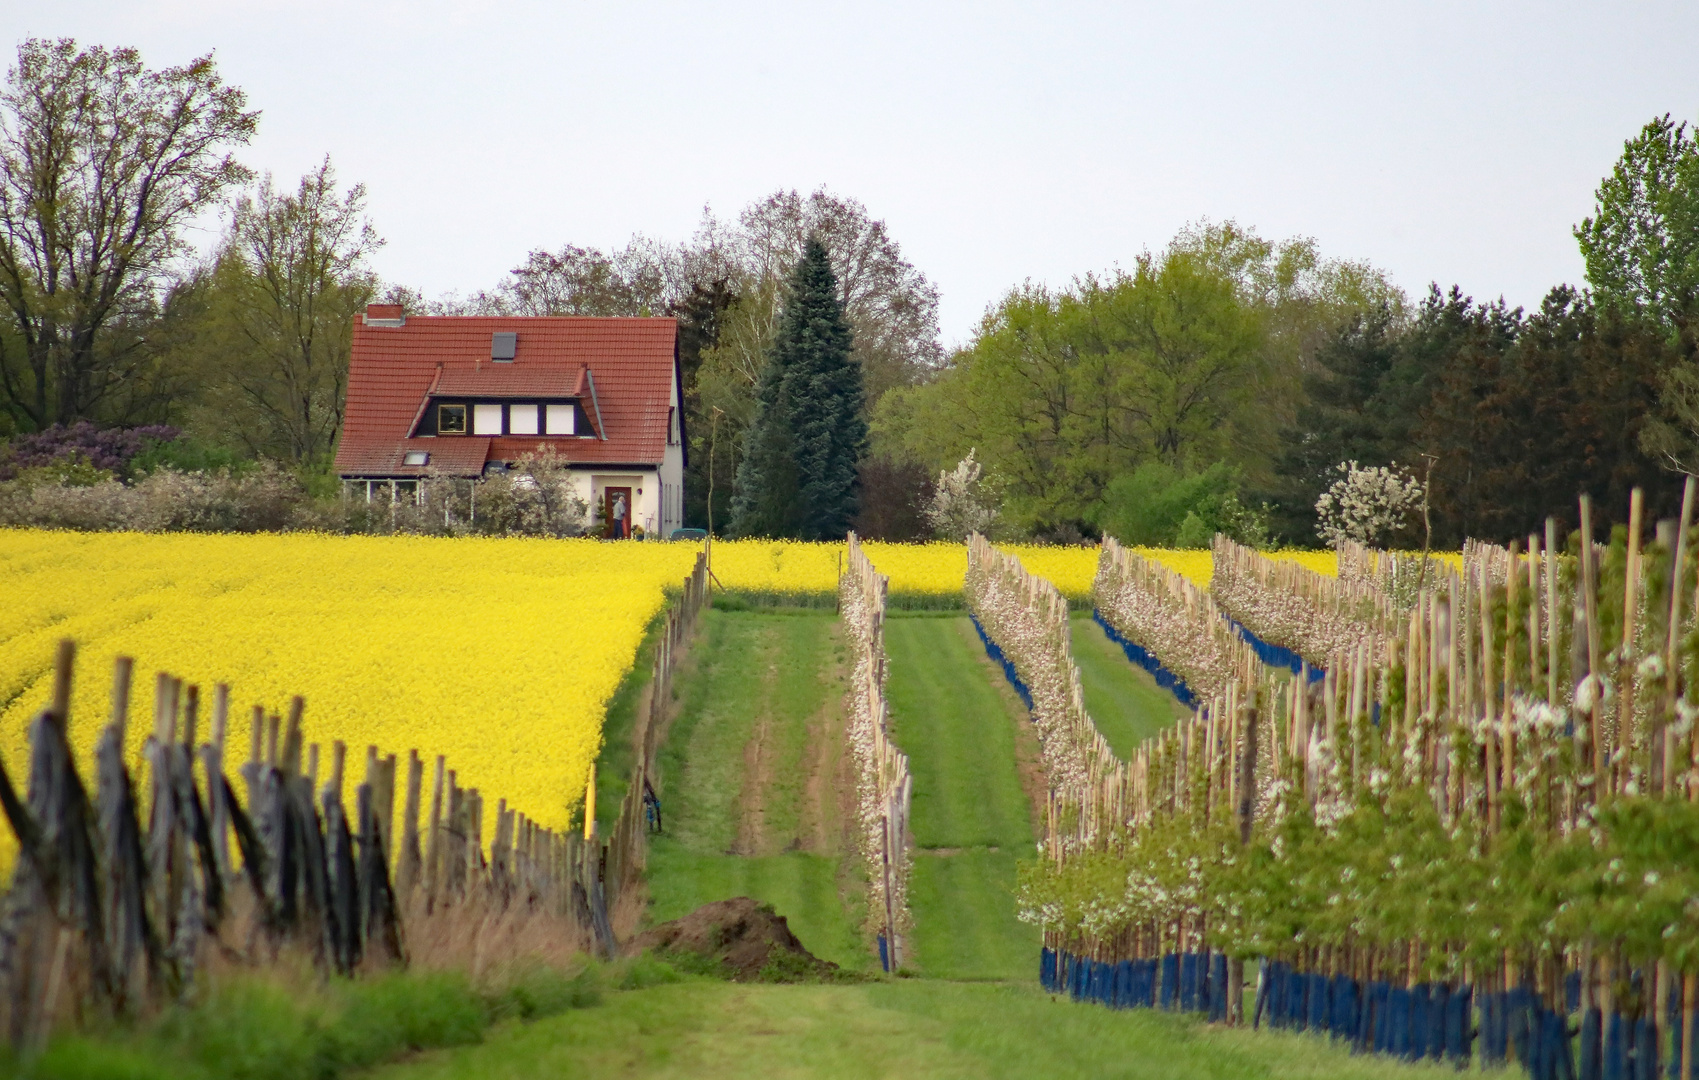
[[509, 403, 540, 435], [472, 403, 503, 435], [546, 403, 575, 435]]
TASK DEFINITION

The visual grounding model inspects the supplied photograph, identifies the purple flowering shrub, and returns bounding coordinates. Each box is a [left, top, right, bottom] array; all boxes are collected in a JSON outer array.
[[0, 422, 181, 480]]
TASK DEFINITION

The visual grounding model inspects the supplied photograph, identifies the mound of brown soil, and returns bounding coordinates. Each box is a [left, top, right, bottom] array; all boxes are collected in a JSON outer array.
[[632, 897, 845, 982]]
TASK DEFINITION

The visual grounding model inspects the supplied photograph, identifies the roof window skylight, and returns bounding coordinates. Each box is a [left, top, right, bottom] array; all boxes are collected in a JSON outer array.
[[403, 451, 430, 466]]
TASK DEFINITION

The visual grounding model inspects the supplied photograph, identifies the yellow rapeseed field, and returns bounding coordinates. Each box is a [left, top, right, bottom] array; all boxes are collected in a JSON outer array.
[[999, 544, 1101, 600], [1267, 549, 1339, 577], [999, 543, 1215, 593], [709, 539, 971, 601], [0, 530, 699, 846]]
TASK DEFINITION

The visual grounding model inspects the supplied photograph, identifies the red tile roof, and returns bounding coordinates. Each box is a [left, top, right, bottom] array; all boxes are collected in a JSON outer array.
[[431, 367, 589, 398], [335, 312, 678, 478]]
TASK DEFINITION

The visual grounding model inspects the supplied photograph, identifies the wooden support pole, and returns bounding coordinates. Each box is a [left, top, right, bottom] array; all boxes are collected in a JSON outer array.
[[399, 750, 423, 901], [1580, 495, 1605, 795], [51, 639, 74, 729], [110, 656, 133, 745], [424, 755, 445, 908], [1546, 518, 1561, 708]]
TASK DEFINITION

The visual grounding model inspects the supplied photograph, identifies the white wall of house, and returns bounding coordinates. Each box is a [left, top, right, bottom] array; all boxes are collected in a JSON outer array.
[[570, 470, 660, 535]]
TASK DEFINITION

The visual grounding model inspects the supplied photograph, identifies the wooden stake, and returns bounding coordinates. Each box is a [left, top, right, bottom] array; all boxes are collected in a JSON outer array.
[[1580, 496, 1605, 794], [51, 639, 75, 729], [1545, 518, 1560, 707], [1667, 477, 1695, 793], [425, 755, 445, 908], [110, 655, 133, 745], [1620, 489, 1644, 787]]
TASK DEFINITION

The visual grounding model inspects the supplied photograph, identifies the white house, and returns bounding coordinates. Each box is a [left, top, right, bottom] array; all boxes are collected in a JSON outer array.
[[335, 304, 686, 537]]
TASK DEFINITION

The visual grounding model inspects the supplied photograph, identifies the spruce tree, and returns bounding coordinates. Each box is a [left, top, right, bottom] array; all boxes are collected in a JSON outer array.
[[730, 238, 865, 539]]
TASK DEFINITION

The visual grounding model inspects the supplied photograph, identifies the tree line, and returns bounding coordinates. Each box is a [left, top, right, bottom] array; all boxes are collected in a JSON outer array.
[[2, 38, 1694, 545]]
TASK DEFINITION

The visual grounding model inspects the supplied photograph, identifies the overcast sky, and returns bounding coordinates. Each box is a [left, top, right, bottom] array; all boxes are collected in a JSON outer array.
[[7, 1, 1698, 346]]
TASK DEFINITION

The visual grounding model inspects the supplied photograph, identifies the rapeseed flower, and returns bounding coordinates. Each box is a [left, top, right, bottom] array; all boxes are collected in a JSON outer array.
[[0, 530, 699, 858]]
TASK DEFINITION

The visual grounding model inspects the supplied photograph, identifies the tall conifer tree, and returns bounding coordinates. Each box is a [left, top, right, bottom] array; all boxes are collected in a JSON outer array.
[[730, 238, 865, 539]]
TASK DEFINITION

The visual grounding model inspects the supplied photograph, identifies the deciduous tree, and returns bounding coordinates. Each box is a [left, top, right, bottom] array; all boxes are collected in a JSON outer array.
[[0, 39, 257, 430], [199, 158, 380, 462]]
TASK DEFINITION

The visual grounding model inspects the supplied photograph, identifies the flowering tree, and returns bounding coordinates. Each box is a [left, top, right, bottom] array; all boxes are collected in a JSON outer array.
[[1313, 460, 1425, 547], [923, 449, 999, 539], [0, 421, 179, 479]]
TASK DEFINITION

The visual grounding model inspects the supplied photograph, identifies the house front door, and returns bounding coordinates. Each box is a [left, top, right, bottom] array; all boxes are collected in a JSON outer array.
[[604, 487, 632, 539]]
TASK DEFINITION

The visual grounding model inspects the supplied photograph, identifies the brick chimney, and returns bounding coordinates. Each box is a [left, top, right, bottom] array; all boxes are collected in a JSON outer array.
[[364, 303, 404, 326]]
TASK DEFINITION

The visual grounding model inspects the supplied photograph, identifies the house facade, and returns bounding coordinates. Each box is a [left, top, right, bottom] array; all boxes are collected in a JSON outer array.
[[335, 304, 686, 537]]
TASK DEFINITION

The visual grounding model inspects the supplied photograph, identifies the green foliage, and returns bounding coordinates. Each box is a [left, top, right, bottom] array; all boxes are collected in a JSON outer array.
[[878, 223, 1400, 540], [22, 962, 637, 1080], [484, 964, 604, 1020], [1093, 461, 1269, 548], [731, 238, 866, 539], [129, 435, 248, 477], [11, 453, 112, 489], [0, 39, 257, 431], [1576, 114, 1699, 330], [1276, 285, 1678, 545]]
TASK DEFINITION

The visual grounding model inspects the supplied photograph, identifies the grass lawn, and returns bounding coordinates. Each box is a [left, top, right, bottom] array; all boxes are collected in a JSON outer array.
[[369, 978, 1462, 1080], [644, 610, 873, 972], [1069, 612, 1191, 757], [906, 851, 1035, 981], [885, 617, 1038, 981], [884, 618, 1032, 852]]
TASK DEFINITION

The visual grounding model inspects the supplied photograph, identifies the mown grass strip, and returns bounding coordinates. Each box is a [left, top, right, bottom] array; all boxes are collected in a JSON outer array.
[[884, 618, 1032, 851], [645, 610, 869, 970], [1067, 612, 1192, 757], [884, 616, 1037, 980], [907, 851, 1036, 981], [367, 979, 1462, 1080]]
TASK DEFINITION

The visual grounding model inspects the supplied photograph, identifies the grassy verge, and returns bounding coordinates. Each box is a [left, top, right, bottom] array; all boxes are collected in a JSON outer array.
[[591, 607, 670, 833], [907, 851, 1037, 981], [884, 617, 1037, 980], [19, 959, 671, 1080], [367, 978, 1462, 1080], [1068, 612, 1191, 757], [644, 609, 873, 972]]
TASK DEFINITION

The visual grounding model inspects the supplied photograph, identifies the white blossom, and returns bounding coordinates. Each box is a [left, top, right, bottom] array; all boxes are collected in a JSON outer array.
[[1313, 460, 1425, 548]]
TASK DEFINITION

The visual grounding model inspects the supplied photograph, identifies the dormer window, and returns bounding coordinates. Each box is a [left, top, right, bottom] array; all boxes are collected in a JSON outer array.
[[546, 404, 576, 435], [473, 403, 503, 435], [509, 403, 540, 435], [420, 398, 585, 436]]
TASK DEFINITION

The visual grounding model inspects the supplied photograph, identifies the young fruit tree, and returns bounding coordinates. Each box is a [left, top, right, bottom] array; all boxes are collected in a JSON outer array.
[[1312, 460, 1424, 547]]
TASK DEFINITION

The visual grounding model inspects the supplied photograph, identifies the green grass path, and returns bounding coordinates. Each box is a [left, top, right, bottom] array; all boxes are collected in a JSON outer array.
[[1069, 612, 1190, 757], [645, 610, 870, 971], [372, 978, 1459, 1080], [884, 617, 1037, 981]]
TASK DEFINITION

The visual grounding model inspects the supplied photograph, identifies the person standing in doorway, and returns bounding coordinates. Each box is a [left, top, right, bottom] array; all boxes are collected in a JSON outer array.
[[611, 491, 628, 539]]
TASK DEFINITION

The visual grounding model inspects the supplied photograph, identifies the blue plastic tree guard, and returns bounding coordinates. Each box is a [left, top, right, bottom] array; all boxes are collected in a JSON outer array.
[[969, 614, 1034, 710], [1090, 611, 1198, 708]]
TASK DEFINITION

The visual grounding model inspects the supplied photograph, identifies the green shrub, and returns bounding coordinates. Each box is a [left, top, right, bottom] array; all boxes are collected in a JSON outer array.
[[1094, 461, 1270, 548]]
